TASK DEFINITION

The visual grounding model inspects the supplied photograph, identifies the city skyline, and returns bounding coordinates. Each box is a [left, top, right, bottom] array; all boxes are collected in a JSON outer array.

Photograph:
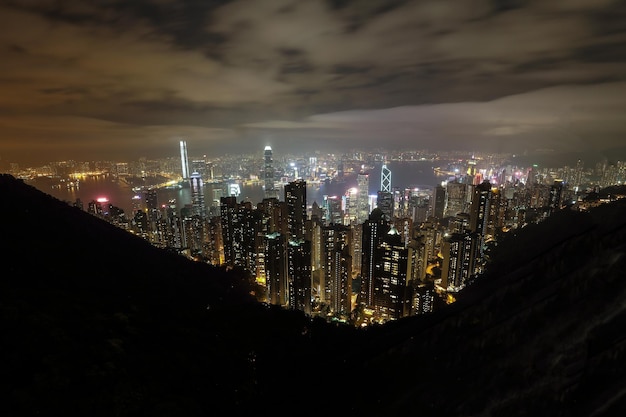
[[1, 1, 625, 166]]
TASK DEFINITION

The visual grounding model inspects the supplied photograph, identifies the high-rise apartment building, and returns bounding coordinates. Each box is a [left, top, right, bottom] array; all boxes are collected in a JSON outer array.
[[440, 231, 478, 292], [322, 223, 352, 315], [432, 184, 446, 220], [265, 232, 287, 306], [373, 227, 411, 321], [360, 208, 391, 308], [444, 181, 468, 218], [287, 239, 312, 315], [285, 179, 307, 241]]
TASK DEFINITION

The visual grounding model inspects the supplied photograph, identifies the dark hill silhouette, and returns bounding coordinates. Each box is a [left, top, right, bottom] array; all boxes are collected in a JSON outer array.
[[1, 173, 626, 416]]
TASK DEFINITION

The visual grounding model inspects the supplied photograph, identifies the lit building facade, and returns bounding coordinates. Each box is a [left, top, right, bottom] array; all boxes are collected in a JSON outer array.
[[264, 146, 279, 199], [180, 140, 189, 181]]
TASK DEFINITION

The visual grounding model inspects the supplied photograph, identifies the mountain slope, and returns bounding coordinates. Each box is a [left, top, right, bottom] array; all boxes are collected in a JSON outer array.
[[2, 173, 626, 416], [350, 201, 626, 416]]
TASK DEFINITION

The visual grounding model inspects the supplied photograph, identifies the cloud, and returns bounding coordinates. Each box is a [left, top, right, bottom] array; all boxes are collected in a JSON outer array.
[[0, 0, 625, 165], [242, 81, 626, 153]]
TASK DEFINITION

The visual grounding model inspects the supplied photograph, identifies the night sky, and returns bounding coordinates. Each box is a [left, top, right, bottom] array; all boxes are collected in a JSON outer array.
[[1, 0, 625, 166]]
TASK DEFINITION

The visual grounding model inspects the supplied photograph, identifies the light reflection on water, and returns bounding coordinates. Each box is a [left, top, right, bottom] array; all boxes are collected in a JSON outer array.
[[32, 160, 445, 216]]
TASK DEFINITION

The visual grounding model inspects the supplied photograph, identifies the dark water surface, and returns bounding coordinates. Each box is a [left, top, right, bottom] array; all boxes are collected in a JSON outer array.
[[30, 160, 444, 216]]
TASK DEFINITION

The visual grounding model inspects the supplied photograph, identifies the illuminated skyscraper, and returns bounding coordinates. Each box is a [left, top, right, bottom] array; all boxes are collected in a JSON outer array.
[[373, 226, 411, 321], [265, 232, 287, 306], [190, 172, 206, 218], [145, 188, 159, 224], [444, 181, 468, 217], [219, 196, 239, 267], [264, 146, 278, 199], [324, 195, 343, 225], [180, 140, 190, 181], [288, 239, 312, 315], [381, 164, 391, 192], [285, 179, 307, 240], [440, 231, 477, 292], [361, 208, 390, 308], [322, 224, 352, 315], [548, 179, 564, 215], [377, 191, 393, 221], [357, 171, 370, 224], [432, 185, 446, 220]]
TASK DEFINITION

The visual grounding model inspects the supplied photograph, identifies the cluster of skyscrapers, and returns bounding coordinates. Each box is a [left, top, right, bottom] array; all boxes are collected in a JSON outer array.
[[80, 141, 597, 325]]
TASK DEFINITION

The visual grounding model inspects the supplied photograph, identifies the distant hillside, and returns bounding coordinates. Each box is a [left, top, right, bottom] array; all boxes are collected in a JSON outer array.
[[1, 174, 626, 417]]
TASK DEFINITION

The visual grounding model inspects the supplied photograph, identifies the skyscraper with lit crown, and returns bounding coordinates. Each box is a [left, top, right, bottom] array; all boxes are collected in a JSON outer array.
[[180, 140, 190, 181], [381, 164, 391, 193], [264, 146, 278, 199]]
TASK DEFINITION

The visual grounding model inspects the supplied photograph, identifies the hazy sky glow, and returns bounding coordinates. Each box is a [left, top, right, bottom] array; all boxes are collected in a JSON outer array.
[[1, 0, 625, 166]]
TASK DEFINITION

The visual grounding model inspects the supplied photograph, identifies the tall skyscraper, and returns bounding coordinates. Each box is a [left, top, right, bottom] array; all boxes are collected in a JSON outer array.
[[376, 191, 393, 221], [190, 172, 206, 218], [361, 208, 391, 308], [288, 239, 312, 315], [324, 195, 343, 225], [322, 224, 352, 315], [264, 146, 278, 199], [432, 184, 446, 220], [285, 179, 307, 240], [357, 171, 370, 224], [440, 231, 478, 292], [548, 179, 564, 215], [265, 232, 287, 306], [444, 181, 468, 217], [180, 140, 190, 181], [219, 196, 240, 267], [381, 164, 392, 192], [145, 188, 159, 224], [373, 227, 411, 321]]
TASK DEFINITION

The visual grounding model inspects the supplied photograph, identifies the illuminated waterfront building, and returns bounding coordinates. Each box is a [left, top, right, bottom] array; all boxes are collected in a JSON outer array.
[[381, 164, 392, 193], [180, 140, 190, 181], [264, 146, 279, 199]]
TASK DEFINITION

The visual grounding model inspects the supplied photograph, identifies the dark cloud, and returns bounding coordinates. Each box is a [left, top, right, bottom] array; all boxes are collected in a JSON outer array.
[[0, 0, 625, 165]]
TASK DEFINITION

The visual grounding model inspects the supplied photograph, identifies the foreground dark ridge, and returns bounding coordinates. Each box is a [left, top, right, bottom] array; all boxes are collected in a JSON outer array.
[[1, 174, 626, 417]]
